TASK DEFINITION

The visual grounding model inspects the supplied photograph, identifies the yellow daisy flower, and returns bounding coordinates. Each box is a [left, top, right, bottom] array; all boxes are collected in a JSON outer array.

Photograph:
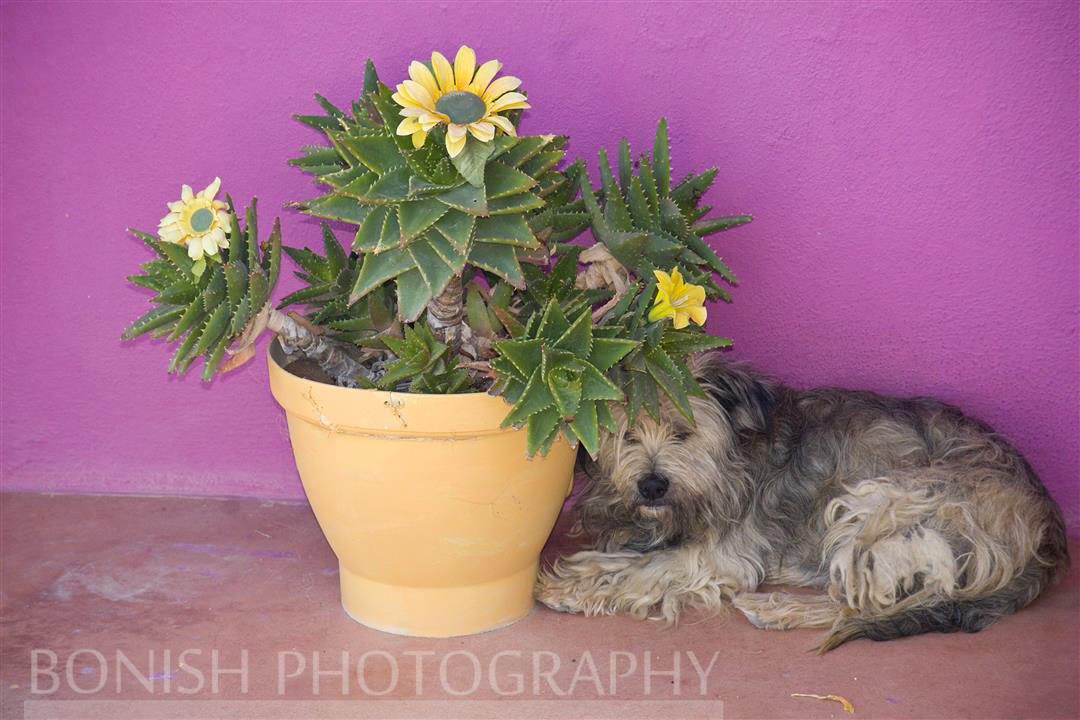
[[648, 267, 707, 329], [158, 177, 231, 273], [391, 45, 530, 158]]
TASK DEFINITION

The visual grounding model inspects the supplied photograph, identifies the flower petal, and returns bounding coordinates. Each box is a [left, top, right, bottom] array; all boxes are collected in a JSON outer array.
[[159, 226, 182, 243], [653, 269, 672, 287], [685, 283, 706, 305], [454, 45, 476, 90], [392, 85, 425, 111], [411, 130, 428, 149], [198, 176, 221, 200], [686, 306, 708, 326], [397, 117, 421, 136], [486, 113, 516, 136], [418, 111, 448, 127], [483, 75, 522, 102], [431, 51, 454, 92], [211, 226, 227, 247], [469, 59, 501, 95], [467, 120, 495, 142], [446, 138, 466, 158], [402, 80, 435, 111], [181, 184, 194, 203], [672, 312, 690, 330], [408, 61, 439, 99], [648, 302, 674, 323], [445, 124, 468, 158], [187, 237, 203, 259], [489, 92, 530, 113]]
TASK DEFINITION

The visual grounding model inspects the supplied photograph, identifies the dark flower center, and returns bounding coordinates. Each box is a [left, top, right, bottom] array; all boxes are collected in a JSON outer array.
[[435, 91, 486, 125], [190, 207, 215, 234]]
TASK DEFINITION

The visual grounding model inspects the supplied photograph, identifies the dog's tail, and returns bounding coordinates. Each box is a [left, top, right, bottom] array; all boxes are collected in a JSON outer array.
[[814, 526, 1069, 653]]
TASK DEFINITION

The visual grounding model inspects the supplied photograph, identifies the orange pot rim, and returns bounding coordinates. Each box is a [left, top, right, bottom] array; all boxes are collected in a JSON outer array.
[[266, 342, 519, 436]]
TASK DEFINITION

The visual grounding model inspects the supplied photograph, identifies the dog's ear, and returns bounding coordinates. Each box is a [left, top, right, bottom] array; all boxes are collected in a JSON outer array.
[[693, 353, 775, 438]]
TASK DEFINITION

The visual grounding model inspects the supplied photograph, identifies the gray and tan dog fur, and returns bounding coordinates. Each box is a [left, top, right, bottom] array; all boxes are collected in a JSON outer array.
[[536, 353, 1068, 651]]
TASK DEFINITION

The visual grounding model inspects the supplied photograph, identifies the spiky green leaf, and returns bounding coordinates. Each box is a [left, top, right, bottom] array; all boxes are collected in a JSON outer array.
[[122, 304, 184, 340]]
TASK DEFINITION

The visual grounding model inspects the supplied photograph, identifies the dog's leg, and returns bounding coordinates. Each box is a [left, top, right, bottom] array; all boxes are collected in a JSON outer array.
[[822, 480, 959, 614], [808, 473, 1065, 652], [733, 592, 842, 630], [536, 543, 758, 623]]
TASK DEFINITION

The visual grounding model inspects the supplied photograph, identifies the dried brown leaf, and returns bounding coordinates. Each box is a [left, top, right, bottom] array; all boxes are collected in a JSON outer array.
[[791, 693, 855, 714], [221, 344, 256, 374], [230, 301, 272, 353]]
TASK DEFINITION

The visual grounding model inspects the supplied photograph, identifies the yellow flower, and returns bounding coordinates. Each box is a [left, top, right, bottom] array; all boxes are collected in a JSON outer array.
[[391, 45, 530, 158], [157, 177, 231, 268], [648, 267, 707, 329]]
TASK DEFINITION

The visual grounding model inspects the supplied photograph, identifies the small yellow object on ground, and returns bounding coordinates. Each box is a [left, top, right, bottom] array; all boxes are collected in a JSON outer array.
[[791, 692, 856, 714]]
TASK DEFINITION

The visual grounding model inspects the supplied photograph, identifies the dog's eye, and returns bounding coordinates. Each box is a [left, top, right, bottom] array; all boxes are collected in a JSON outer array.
[[673, 430, 692, 441]]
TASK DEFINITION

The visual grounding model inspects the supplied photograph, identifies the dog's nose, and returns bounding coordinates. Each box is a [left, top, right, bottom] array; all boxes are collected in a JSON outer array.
[[637, 474, 669, 501]]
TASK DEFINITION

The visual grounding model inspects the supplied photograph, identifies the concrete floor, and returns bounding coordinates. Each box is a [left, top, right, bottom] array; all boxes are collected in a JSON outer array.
[[1, 492, 1076, 720]]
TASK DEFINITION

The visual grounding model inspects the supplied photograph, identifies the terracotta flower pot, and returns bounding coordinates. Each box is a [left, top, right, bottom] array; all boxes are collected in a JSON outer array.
[[267, 344, 576, 637]]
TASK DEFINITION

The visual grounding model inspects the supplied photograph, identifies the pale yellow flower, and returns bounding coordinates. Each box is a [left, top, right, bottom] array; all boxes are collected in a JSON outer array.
[[157, 177, 231, 266], [648, 267, 707, 329], [391, 45, 530, 158]]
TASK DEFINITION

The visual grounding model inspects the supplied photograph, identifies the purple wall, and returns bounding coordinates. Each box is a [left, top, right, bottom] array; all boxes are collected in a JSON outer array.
[[1, 1, 1077, 526]]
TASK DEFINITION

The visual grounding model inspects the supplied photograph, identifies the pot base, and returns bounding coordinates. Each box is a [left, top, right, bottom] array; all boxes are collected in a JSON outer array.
[[339, 563, 538, 637]]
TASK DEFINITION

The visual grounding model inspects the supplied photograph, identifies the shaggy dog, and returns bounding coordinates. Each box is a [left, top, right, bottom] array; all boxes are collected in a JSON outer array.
[[536, 353, 1068, 651]]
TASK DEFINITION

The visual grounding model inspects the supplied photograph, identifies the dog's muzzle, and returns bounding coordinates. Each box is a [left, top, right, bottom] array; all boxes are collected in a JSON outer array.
[[636, 473, 670, 503]]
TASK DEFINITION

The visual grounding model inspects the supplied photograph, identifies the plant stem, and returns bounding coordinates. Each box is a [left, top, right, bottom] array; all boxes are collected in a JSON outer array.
[[426, 275, 464, 354], [267, 309, 374, 388]]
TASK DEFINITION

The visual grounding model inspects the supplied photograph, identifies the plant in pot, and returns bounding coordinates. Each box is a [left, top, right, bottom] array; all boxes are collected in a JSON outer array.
[[122, 46, 750, 637]]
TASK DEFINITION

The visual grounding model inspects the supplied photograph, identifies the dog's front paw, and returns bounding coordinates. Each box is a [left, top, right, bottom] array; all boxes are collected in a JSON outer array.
[[535, 551, 645, 617], [535, 568, 587, 614], [737, 607, 768, 629]]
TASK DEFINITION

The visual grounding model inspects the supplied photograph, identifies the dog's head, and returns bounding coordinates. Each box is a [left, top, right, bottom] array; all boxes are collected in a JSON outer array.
[[576, 353, 775, 551]]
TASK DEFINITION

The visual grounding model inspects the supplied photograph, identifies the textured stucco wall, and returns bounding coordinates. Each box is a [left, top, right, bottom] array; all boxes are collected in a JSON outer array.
[[1, 1, 1077, 525]]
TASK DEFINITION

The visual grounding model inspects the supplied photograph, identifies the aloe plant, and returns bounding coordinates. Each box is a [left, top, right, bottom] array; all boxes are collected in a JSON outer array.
[[276, 223, 398, 348], [602, 274, 733, 426], [122, 198, 281, 381], [580, 118, 750, 304], [489, 265, 732, 457], [491, 300, 637, 457], [123, 48, 753, 461], [290, 60, 588, 346], [379, 322, 470, 393]]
